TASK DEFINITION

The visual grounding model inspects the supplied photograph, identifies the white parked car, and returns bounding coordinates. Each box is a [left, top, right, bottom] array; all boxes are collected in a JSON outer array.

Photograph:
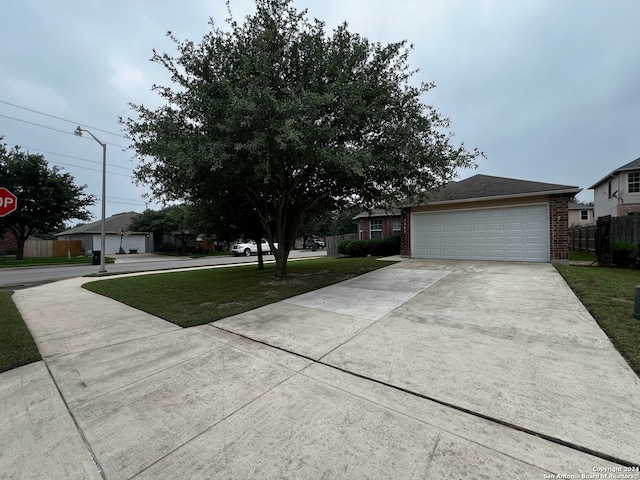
[[231, 240, 277, 256]]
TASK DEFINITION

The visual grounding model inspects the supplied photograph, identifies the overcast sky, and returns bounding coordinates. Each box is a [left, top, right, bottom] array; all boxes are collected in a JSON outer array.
[[2, 0, 639, 223]]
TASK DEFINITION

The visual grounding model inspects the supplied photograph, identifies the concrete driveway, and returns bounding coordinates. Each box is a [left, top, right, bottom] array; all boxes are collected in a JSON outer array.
[[3, 259, 639, 479]]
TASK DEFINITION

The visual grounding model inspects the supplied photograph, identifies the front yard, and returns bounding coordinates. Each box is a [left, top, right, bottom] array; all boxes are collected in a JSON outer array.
[[83, 257, 390, 328], [556, 265, 640, 375], [0, 291, 41, 373]]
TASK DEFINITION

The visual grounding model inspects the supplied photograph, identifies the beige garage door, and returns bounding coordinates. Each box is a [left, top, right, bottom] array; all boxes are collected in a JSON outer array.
[[411, 204, 549, 262]]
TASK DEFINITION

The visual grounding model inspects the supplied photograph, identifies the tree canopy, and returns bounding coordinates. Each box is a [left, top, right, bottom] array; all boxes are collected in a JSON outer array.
[[123, 0, 481, 278], [0, 141, 95, 259]]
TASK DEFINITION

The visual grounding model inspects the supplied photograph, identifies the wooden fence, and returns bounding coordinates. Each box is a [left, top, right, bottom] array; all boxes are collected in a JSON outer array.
[[23, 239, 82, 258], [569, 225, 597, 254], [326, 233, 357, 256]]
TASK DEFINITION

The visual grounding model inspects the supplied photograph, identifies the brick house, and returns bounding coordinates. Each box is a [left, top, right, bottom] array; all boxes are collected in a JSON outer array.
[[1, 229, 18, 252], [401, 174, 581, 264], [354, 210, 401, 240], [589, 156, 640, 218]]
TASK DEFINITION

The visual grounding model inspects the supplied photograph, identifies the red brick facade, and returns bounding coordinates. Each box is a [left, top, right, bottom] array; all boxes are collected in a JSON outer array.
[[400, 208, 411, 257], [358, 216, 401, 241], [1, 231, 17, 252], [549, 194, 572, 263]]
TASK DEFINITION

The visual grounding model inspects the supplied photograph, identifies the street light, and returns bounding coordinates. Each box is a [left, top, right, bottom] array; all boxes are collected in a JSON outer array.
[[74, 126, 107, 273]]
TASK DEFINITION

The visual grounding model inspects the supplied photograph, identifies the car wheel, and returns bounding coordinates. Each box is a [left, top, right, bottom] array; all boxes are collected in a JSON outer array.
[[244, 248, 251, 256]]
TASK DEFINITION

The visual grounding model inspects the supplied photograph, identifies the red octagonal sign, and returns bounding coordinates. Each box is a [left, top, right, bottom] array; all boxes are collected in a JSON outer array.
[[0, 187, 17, 217]]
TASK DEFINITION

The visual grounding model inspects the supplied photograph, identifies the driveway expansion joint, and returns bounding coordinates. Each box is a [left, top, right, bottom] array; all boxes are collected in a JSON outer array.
[[43, 362, 107, 480], [210, 324, 640, 469]]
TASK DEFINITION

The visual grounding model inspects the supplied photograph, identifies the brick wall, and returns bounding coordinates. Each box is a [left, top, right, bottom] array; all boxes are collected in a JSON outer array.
[[549, 194, 572, 264], [617, 203, 640, 216], [1, 231, 17, 251], [400, 208, 411, 257]]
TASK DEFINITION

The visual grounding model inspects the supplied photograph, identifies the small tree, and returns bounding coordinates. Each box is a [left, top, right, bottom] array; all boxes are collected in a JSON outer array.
[[124, 0, 481, 279], [0, 142, 95, 260]]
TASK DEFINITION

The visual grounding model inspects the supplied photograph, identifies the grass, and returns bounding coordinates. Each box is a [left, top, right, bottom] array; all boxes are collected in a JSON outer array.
[[556, 265, 640, 375], [84, 256, 390, 328], [0, 291, 41, 373], [0, 256, 115, 268], [569, 250, 597, 262]]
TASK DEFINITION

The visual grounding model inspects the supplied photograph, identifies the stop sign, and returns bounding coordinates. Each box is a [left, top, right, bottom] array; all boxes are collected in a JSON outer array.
[[0, 187, 17, 217]]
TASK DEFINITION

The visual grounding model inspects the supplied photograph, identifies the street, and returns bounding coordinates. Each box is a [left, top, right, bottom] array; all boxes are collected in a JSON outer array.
[[0, 250, 326, 289]]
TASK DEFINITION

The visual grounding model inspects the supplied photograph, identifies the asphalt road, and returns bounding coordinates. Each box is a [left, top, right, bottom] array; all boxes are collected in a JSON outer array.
[[0, 249, 326, 289]]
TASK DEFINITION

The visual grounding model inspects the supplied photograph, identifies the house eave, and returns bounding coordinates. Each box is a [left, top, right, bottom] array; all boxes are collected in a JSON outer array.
[[410, 188, 582, 208]]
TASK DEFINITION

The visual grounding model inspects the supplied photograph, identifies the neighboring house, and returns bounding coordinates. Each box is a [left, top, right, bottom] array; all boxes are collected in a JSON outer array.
[[401, 174, 581, 264], [354, 209, 401, 240], [589, 156, 640, 218], [0, 229, 17, 252], [568, 203, 595, 227], [56, 211, 150, 254]]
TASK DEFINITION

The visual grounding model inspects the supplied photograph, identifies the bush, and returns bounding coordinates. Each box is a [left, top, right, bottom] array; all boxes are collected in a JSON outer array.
[[339, 235, 401, 257], [345, 240, 370, 257], [5, 247, 17, 256], [158, 242, 177, 253], [337, 240, 351, 255]]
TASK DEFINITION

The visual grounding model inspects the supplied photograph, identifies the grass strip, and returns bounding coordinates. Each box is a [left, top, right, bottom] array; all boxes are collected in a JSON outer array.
[[556, 265, 640, 376], [0, 256, 115, 268], [84, 257, 390, 328], [0, 291, 41, 373]]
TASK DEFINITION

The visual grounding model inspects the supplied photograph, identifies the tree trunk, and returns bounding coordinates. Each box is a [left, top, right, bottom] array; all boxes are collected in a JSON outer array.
[[273, 246, 289, 279], [16, 239, 25, 260], [256, 242, 265, 270]]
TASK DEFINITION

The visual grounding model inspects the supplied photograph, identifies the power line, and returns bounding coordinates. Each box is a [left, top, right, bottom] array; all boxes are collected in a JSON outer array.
[[46, 158, 133, 178], [0, 113, 129, 149], [0, 99, 125, 138], [7, 143, 134, 172]]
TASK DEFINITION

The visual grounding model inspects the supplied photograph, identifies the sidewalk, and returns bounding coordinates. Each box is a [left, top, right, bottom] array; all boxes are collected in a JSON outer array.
[[3, 262, 636, 479]]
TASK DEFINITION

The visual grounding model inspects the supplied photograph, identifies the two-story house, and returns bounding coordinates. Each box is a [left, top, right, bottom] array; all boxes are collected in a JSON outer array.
[[590, 157, 640, 218]]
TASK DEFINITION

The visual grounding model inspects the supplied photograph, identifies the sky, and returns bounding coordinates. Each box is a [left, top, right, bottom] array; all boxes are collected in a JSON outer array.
[[1, 0, 639, 224]]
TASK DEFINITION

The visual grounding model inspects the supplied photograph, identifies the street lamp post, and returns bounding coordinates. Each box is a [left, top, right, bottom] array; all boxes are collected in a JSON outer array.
[[74, 126, 107, 273]]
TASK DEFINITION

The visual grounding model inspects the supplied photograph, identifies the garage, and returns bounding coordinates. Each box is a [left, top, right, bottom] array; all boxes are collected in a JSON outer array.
[[411, 204, 548, 262], [402, 174, 582, 264]]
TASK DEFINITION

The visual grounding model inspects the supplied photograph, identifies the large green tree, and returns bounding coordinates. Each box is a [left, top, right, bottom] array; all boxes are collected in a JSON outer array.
[[123, 0, 481, 279], [0, 142, 95, 260]]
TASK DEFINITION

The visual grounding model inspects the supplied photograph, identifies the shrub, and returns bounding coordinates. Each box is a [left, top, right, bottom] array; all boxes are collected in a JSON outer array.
[[337, 240, 351, 255], [158, 242, 177, 253], [612, 241, 637, 252], [339, 235, 400, 257], [344, 240, 369, 257]]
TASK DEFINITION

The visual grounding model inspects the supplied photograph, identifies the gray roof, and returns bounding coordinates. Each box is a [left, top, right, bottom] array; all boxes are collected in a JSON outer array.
[[568, 203, 594, 211], [353, 209, 401, 219], [417, 174, 581, 205], [589, 156, 640, 189], [56, 211, 143, 236]]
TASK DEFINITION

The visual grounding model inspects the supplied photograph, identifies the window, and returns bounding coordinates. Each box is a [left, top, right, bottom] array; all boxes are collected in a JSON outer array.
[[580, 210, 589, 221], [370, 219, 382, 239], [629, 172, 640, 193], [392, 218, 401, 236]]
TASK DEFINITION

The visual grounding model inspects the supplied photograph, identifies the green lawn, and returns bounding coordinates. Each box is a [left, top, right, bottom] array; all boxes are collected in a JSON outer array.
[[84, 257, 390, 328], [568, 250, 597, 262], [556, 265, 640, 376], [0, 291, 41, 373], [0, 256, 115, 268]]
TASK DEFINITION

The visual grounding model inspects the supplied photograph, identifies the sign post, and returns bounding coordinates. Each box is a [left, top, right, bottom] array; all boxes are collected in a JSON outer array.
[[0, 188, 17, 217]]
